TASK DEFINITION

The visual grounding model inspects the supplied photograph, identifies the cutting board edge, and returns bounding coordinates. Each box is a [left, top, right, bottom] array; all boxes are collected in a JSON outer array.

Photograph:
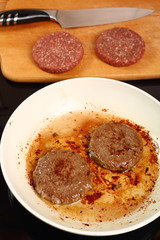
[[2, 66, 160, 83], [1, 0, 160, 82]]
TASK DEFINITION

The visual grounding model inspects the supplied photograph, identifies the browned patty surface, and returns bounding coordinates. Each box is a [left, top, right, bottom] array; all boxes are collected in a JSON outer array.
[[32, 31, 84, 73], [89, 122, 143, 171], [95, 27, 145, 67], [33, 147, 92, 205]]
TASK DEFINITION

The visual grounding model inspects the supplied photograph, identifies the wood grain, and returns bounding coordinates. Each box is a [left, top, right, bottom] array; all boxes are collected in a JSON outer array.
[[0, 0, 8, 11], [0, 0, 160, 82]]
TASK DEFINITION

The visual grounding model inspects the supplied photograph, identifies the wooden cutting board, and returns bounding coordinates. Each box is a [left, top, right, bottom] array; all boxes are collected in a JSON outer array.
[[0, 0, 160, 82]]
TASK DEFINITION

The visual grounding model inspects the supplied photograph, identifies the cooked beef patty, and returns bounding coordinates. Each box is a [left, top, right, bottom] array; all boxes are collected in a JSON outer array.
[[89, 122, 143, 171], [33, 148, 92, 205]]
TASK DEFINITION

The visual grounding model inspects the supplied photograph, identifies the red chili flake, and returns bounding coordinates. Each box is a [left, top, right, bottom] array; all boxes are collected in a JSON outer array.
[[65, 140, 80, 151], [35, 149, 42, 155], [149, 154, 158, 164], [82, 191, 103, 204], [111, 183, 122, 190], [112, 176, 120, 180], [101, 108, 108, 112], [83, 223, 90, 226], [35, 133, 41, 142], [145, 167, 149, 173], [124, 171, 139, 186], [52, 132, 58, 137]]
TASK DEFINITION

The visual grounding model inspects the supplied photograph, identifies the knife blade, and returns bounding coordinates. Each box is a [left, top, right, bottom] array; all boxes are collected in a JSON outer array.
[[0, 8, 154, 28]]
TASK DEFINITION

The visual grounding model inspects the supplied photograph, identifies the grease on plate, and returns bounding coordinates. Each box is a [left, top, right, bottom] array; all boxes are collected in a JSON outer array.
[[26, 110, 159, 222]]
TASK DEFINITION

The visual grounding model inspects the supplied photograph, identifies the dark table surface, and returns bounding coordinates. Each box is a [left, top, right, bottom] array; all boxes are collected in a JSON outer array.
[[1, 74, 160, 240]]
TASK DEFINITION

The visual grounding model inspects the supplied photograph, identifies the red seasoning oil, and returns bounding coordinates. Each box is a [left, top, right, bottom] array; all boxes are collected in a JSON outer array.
[[26, 110, 159, 222]]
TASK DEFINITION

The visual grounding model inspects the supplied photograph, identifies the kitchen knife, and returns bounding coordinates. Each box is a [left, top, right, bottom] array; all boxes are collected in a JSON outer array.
[[0, 8, 154, 28]]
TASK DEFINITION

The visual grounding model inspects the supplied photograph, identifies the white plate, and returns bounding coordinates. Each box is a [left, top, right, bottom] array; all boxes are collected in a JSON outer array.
[[1, 77, 160, 236]]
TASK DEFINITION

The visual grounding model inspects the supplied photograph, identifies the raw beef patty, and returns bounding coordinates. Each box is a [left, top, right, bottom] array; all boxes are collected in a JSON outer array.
[[32, 31, 84, 73], [95, 27, 145, 67]]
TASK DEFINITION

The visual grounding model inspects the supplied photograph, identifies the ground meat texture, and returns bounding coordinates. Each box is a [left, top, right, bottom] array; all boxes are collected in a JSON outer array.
[[89, 122, 143, 172], [32, 31, 84, 73], [32, 148, 92, 205], [95, 27, 145, 67]]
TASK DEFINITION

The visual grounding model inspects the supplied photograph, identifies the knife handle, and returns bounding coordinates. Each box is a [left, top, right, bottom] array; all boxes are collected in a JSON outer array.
[[0, 9, 57, 26]]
